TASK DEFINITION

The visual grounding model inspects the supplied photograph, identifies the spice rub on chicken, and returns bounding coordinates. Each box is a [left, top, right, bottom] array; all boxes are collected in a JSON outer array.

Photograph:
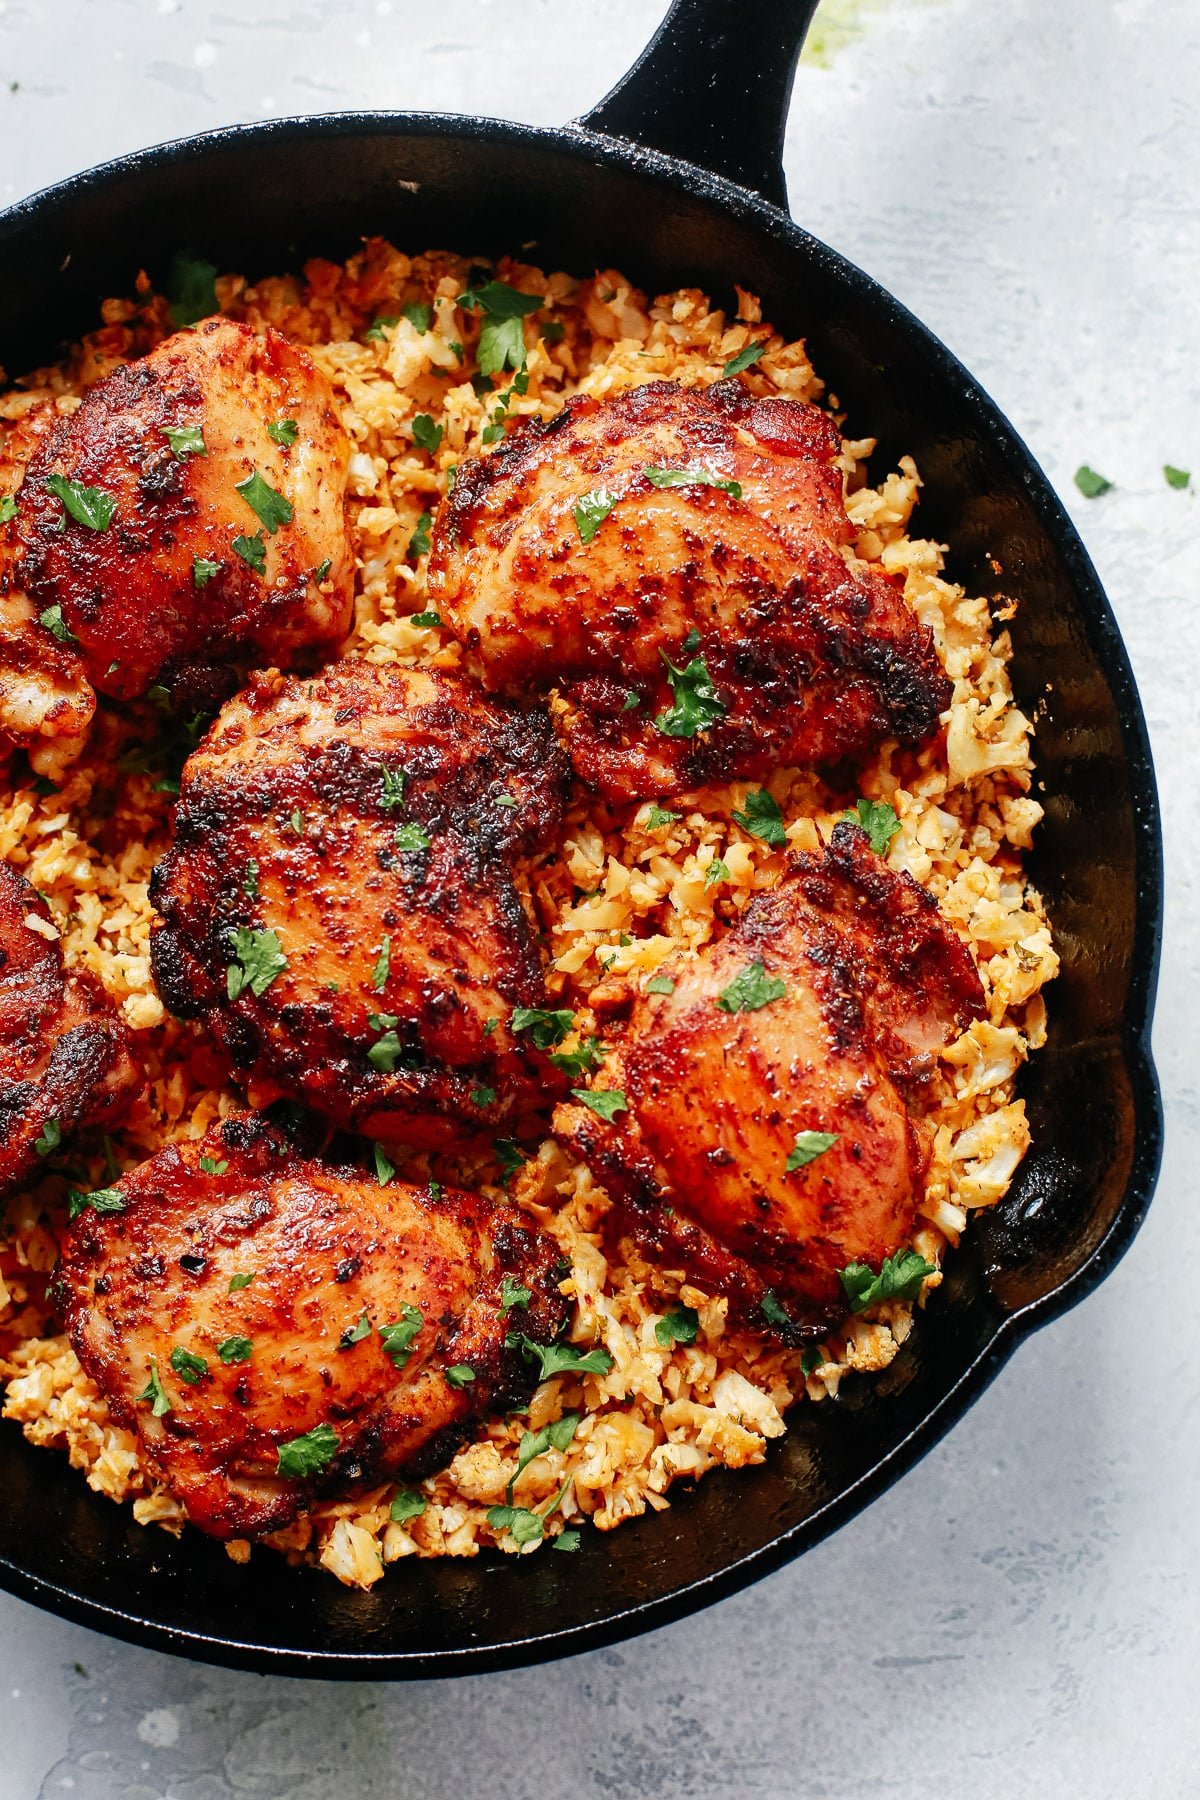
[[427, 378, 951, 799], [149, 660, 570, 1148], [14, 316, 353, 715], [54, 1115, 570, 1538], [0, 858, 140, 1196], [556, 822, 984, 1335]]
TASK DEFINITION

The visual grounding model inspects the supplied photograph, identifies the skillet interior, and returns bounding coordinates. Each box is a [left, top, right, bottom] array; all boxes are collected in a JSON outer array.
[[0, 116, 1162, 1675]]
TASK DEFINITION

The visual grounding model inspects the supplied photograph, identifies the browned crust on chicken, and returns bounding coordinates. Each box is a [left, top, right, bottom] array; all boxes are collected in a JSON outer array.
[[428, 379, 951, 798], [555, 823, 984, 1335], [0, 858, 140, 1194], [15, 317, 353, 711], [149, 660, 570, 1147], [53, 1113, 569, 1538]]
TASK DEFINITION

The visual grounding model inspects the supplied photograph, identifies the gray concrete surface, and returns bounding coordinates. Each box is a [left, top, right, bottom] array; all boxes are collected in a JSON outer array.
[[1, 0, 1197, 1794]]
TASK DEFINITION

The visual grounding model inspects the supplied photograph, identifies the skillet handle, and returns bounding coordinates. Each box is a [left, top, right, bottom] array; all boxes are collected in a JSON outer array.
[[575, 0, 821, 212]]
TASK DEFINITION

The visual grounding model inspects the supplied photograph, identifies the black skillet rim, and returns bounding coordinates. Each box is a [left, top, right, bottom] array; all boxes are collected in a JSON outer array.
[[0, 108, 1165, 1677]]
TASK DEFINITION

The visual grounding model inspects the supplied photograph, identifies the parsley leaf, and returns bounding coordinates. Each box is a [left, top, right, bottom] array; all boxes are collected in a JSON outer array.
[[226, 925, 287, 1000], [410, 609, 441, 627], [645, 973, 675, 996], [379, 765, 407, 811], [549, 1036, 607, 1079], [232, 532, 266, 575], [573, 488, 617, 544], [507, 1411, 581, 1501], [367, 1030, 406, 1073], [162, 424, 206, 459], [364, 314, 399, 341], [137, 1357, 172, 1416], [34, 1118, 62, 1157], [643, 464, 742, 499], [570, 1087, 627, 1122], [761, 1290, 796, 1331], [412, 413, 443, 454], [655, 651, 727, 738], [499, 1273, 532, 1312], [338, 1311, 373, 1350], [469, 1086, 496, 1108], [732, 788, 786, 846], [403, 302, 433, 333], [704, 857, 730, 889], [508, 1335, 615, 1383], [785, 1130, 839, 1172], [235, 470, 293, 534], [654, 1305, 699, 1347], [1164, 464, 1191, 490], [722, 342, 765, 377], [67, 1185, 126, 1220], [554, 1527, 582, 1553], [166, 252, 218, 326], [242, 858, 259, 899], [38, 603, 77, 644], [373, 1141, 396, 1186], [228, 1272, 254, 1293], [643, 803, 680, 829], [446, 1363, 476, 1388], [486, 1503, 547, 1546], [843, 796, 900, 854], [192, 553, 222, 588], [371, 934, 392, 992], [460, 280, 543, 378], [198, 1154, 229, 1175], [313, 557, 332, 583], [839, 1249, 936, 1312], [169, 1345, 208, 1384], [218, 1336, 252, 1364], [390, 1487, 427, 1524], [1074, 464, 1113, 498], [801, 1347, 823, 1376], [509, 1005, 574, 1049], [394, 822, 431, 853], [45, 473, 115, 531], [716, 960, 786, 1014], [379, 1304, 423, 1368], [408, 511, 433, 558], [276, 1422, 339, 1479], [266, 418, 298, 447], [0, 495, 18, 523], [494, 1140, 528, 1185]]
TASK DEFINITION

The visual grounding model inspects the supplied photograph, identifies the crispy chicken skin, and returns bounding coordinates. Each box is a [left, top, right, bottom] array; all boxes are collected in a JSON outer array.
[[556, 823, 984, 1334], [0, 403, 96, 756], [150, 660, 570, 1147], [54, 1114, 570, 1537], [427, 379, 951, 798], [0, 859, 140, 1195], [15, 316, 353, 711]]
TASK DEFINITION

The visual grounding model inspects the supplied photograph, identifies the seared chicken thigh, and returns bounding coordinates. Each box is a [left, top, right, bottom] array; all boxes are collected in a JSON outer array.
[[55, 1115, 570, 1537], [556, 823, 984, 1333], [428, 379, 950, 798], [0, 859, 140, 1194], [150, 661, 569, 1146], [15, 317, 353, 711]]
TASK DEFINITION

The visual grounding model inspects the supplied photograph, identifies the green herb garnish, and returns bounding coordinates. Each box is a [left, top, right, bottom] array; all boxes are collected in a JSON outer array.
[[338, 1311, 373, 1350], [379, 765, 407, 811], [548, 1036, 607, 1080], [198, 1155, 229, 1175], [645, 973, 675, 995], [731, 788, 786, 846], [276, 1423, 339, 1479], [218, 1336, 252, 1364], [1074, 464, 1113, 498], [394, 821, 431, 853], [722, 342, 765, 377], [785, 1130, 839, 1172], [570, 1088, 627, 1122], [1164, 464, 1191, 490], [266, 418, 298, 447], [226, 925, 287, 1000], [655, 651, 727, 738], [169, 1345, 208, 1384], [373, 1142, 396, 1186], [137, 1357, 172, 1417], [704, 858, 730, 889], [371, 934, 392, 992], [499, 1273, 532, 1312], [446, 1363, 476, 1388], [843, 796, 900, 854], [643, 803, 680, 829], [643, 465, 742, 499], [469, 1086, 496, 1108], [34, 1118, 62, 1157], [839, 1249, 936, 1313], [166, 252, 218, 326], [390, 1487, 427, 1524], [654, 1305, 699, 1348], [402, 302, 433, 333], [410, 609, 441, 627], [235, 470, 293, 534], [364, 314, 400, 341], [573, 488, 617, 544], [228, 1272, 254, 1293], [412, 413, 443, 454], [192, 554, 222, 587], [162, 424, 206, 459], [509, 1005, 574, 1049], [0, 495, 18, 523], [45, 473, 115, 531], [716, 960, 786, 1014], [231, 532, 266, 575], [408, 512, 433, 558], [507, 1335, 615, 1383], [67, 1185, 126, 1220], [379, 1304, 423, 1368]]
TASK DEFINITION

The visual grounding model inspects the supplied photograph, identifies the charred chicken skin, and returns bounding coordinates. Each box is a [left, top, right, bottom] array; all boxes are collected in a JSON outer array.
[[0, 859, 140, 1195], [427, 378, 951, 798], [54, 1114, 570, 1537], [15, 316, 353, 713], [150, 660, 570, 1147], [556, 823, 984, 1334]]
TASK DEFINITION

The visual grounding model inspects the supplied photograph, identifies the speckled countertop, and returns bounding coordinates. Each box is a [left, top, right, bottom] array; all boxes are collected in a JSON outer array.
[[0, 2, 1197, 1795]]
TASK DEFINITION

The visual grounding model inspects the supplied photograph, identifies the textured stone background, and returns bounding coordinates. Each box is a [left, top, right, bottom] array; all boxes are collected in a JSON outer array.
[[0, 1, 1196, 1795]]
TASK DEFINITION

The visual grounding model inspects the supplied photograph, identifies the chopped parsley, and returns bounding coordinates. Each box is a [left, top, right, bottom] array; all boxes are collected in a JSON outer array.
[[494, 1140, 528, 1184], [373, 1142, 396, 1186], [655, 651, 727, 738], [722, 341, 765, 377], [67, 1185, 126, 1220], [459, 279, 543, 377], [169, 1345, 208, 1384], [839, 1249, 936, 1313], [507, 1412, 580, 1501], [554, 1528, 581, 1553], [0, 495, 17, 523], [34, 1118, 62, 1157], [338, 1311, 373, 1350], [469, 1086, 496, 1108], [570, 1087, 627, 1122], [402, 302, 434, 333], [704, 857, 730, 889], [499, 1273, 532, 1312], [716, 960, 786, 1014], [218, 1336, 252, 1364], [486, 1503, 549, 1546], [242, 858, 259, 899], [313, 557, 332, 582], [645, 973, 675, 995], [266, 418, 298, 447], [507, 1334, 615, 1383], [654, 1305, 699, 1347], [732, 788, 786, 846], [364, 313, 400, 341], [1074, 464, 1113, 499], [137, 1357, 172, 1417], [549, 1036, 607, 1080], [38, 603, 77, 644], [228, 1272, 254, 1293], [542, 319, 566, 343], [235, 470, 293, 534], [643, 803, 680, 829], [192, 553, 222, 588], [162, 423, 207, 460], [198, 1155, 229, 1175], [801, 1347, 824, 1376], [371, 934, 392, 992], [408, 512, 433, 558], [843, 796, 899, 854], [621, 690, 642, 713], [573, 487, 617, 543], [166, 252, 218, 327], [482, 1017, 499, 1037], [390, 1487, 427, 1524], [232, 531, 266, 575], [446, 1363, 476, 1388], [226, 926, 287, 1000], [394, 821, 431, 853], [379, 765, 407, 811], [785, 1130, 839, 1172], [509, 1005, 574, 1049], [761, 1290, 796, 1331], [1164, 464, 1191, 490], [643, 464, 742, 499], [44, 473, 116, 531], [367, 1029, 405, 1073], [276, 1422, 339, 1479], [410, 609, 441, 627], [379, 1304, 423, 1368], [412, 413, 443, 454]]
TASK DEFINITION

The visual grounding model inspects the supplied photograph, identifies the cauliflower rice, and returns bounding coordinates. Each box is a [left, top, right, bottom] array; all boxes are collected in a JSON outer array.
[[0, 239, 1056, 1588]]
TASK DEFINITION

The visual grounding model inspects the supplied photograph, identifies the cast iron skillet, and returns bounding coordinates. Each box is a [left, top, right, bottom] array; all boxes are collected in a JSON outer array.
[[0, 0, 1163, 1677]]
